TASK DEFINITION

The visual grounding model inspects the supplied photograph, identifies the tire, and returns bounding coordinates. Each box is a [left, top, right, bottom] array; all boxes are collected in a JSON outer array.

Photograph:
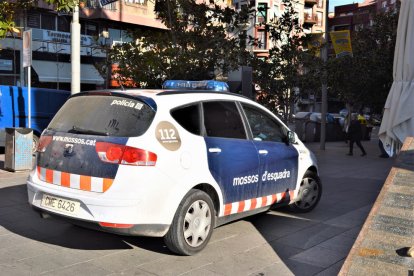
[[289, 171, 322, 213], [164, 189, 215, 256]]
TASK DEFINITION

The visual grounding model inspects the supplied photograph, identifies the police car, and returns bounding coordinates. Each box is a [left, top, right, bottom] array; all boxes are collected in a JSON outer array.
[[27, 81, 322, 255]]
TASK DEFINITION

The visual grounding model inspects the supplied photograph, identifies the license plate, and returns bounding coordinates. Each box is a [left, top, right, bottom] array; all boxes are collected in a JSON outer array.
[[41, 194, 81, 216]]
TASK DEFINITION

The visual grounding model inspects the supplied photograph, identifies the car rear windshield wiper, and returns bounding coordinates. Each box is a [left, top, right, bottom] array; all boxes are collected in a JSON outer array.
[[70, 126, 109, 136]]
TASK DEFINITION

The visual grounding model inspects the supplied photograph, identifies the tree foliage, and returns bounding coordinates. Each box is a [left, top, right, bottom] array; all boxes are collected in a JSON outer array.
[[109, 0, 256, 88], [253, 0, 308, 121], [327, 9, 399, 113], [0, 0, 74, 38]]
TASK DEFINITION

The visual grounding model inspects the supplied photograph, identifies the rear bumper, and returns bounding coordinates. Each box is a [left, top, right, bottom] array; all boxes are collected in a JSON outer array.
[[27, 177, 171, 237], [32, 205, 169, 236]]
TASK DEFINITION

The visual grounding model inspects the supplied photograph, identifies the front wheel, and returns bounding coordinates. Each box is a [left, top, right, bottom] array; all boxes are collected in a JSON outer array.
[[289, 171, 322, 213], [164, 189, 215, 255]]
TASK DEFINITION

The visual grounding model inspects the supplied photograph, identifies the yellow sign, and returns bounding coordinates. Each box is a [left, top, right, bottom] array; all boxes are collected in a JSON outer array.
[[307, 33, 324, 57], [330, 30, 353, 58]]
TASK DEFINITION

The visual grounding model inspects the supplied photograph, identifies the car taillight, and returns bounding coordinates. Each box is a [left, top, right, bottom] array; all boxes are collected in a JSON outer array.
[[37, 135, 53, 152], [95, 142, 157, 166]]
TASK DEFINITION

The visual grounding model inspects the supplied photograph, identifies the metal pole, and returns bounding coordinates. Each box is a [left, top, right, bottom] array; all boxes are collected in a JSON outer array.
[[28, 66, 31, 128], [320, 0, 329, 150], [71, 3, 81, 94]]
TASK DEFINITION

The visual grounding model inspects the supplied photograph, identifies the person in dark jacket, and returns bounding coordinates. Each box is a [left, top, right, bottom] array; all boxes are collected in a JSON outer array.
[[347, 114, 367, 156]]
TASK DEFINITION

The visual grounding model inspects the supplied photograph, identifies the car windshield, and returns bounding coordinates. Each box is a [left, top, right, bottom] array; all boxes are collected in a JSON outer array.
[[48, 95, 156, 137]]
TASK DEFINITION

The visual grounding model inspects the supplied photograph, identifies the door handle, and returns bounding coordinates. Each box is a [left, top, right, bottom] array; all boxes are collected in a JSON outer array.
[[209, 148, 222, 153], [258, 150, 268, 155]]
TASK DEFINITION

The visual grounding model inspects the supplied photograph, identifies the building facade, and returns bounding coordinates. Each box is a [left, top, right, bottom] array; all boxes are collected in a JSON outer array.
[[231, 0, 327, 58], [328, 1, 377, 34], [0, 0, 165, 90]]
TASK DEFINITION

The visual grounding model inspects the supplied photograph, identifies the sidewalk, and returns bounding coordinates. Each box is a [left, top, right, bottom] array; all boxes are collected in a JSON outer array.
[[0, 131, 395, 275]]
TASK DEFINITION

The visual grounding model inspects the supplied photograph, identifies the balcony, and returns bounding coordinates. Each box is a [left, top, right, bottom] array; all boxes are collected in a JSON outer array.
[[82, 0, 117, 11], [304, 13, 318, 25], [305, 0, 317, 6]]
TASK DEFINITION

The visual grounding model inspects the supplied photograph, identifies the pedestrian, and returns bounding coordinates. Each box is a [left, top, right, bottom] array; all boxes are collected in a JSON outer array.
[[347, 113, 367, 156]]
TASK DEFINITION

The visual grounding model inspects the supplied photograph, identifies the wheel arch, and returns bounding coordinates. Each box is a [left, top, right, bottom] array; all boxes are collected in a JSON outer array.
[[306, 165, 318, 175], [192, 183, 221, 222]]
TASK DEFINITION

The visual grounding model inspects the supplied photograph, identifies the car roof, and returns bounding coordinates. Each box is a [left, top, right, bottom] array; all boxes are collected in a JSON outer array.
[[75, 89, 252, 106]]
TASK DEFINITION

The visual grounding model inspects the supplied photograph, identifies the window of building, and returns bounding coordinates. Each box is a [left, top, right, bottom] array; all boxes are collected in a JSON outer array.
[[203, 101, 246, 139], [27, 12, 41, 29], [382, 1, 387, 8], [41, 13, 56, 30], [316, 12, 323, 26], [256, 29, 267, 49], [125, 0, 147, 4], [81, 22, 98, 36], [317, 0, 323, 8], [257, 3, 268, 24], [390, 0, 396, 4], [274, 4, 280, 17], [355, 24, 363, 31]]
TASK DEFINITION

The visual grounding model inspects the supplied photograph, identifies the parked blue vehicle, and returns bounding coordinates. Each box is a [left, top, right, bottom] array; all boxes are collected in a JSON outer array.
[[0, 86, 70, 149]]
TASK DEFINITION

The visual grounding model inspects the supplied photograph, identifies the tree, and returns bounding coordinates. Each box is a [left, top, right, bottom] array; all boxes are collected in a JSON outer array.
[[109, 0, 256, 88], [327, 9, 399, 114], [0, 0, 75, 39], [253, 0, 307, 122]]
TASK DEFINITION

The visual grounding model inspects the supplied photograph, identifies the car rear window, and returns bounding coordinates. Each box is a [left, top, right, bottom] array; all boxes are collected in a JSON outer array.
[[47, 95, 156, 137]]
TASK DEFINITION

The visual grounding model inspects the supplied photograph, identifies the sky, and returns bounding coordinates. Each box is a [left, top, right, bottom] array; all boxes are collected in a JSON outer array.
[[329, 0, 365, 12]]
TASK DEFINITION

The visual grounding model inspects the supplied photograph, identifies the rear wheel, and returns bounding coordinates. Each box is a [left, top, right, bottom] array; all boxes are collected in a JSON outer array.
[[289, 171, 322, 213], [164, 189, 215, 255]]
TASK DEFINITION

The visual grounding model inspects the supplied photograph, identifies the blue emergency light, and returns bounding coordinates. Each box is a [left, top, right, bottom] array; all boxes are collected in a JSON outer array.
[[162, 80, 229, 92]]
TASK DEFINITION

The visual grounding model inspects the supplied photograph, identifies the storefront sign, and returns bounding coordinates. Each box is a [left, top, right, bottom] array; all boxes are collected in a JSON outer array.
[[36, 29, 95, 46]]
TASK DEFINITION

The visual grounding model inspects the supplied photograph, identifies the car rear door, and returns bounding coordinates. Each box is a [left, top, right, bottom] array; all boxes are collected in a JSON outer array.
[[202, 101, 260, 206]]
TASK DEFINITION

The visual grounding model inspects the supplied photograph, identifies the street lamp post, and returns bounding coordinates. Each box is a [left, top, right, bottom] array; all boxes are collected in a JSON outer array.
[[320, 0, 329, 150], [71, 2, 81, 94]]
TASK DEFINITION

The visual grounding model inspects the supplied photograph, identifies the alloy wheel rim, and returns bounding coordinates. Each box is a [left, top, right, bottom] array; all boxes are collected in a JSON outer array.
[[296, 177, 319, 210], [183, 199, 212, 247]]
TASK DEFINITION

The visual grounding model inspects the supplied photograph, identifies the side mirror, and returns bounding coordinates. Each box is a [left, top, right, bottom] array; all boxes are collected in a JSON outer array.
[[287, 131, 296, 144]]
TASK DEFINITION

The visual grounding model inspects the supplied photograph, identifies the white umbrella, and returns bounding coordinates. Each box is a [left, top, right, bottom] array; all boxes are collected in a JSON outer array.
[[379, 0, 414, 157]]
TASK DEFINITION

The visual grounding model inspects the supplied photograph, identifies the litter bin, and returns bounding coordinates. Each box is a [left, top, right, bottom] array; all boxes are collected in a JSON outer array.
[[295, 112, 311, 141], [4, 127, 33, 171]]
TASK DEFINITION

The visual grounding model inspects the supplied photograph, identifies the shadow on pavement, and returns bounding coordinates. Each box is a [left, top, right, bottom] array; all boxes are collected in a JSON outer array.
[[0, 184, 173, 255]]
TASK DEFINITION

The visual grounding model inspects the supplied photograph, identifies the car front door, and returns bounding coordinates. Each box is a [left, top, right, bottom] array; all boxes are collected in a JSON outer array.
[[241, 104, 299, 199]]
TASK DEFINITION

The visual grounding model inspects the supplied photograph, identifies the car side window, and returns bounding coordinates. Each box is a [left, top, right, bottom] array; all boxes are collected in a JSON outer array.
[[242, 104, 286, 143], [171, 104, 201, 135], [203, 101, 246, 139]]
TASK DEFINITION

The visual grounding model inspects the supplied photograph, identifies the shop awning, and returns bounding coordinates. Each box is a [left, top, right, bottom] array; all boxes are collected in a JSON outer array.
[[32, 60, 104, 85]]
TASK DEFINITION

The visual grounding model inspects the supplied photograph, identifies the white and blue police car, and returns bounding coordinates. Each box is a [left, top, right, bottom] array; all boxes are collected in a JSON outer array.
[[27, 81, 321, 255]]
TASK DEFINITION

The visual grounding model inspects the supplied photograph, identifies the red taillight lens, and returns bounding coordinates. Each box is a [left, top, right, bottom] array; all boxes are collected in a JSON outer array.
[[95, 142, 157, 166], [37, 135, 53, 152], [106, 146, 123, 162]]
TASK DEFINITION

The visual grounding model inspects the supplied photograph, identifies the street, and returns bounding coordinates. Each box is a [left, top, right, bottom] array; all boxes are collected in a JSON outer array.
[[0, 130, 394, 275]]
